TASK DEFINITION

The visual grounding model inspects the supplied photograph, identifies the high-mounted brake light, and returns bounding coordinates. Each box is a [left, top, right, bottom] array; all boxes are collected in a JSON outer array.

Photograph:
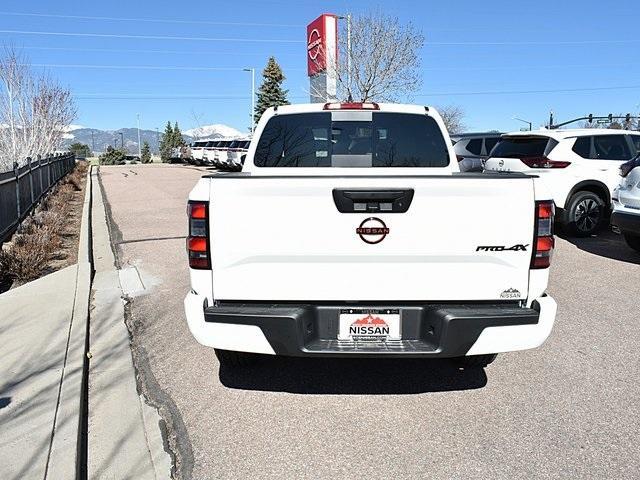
[[323, 102, 380, 110], [187, 201, 210, 269], [520, 156, 570, 169], [531, 200, 555, 269]]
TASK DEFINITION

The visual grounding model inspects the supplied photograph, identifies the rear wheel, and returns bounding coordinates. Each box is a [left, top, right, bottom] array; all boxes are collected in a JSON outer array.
[[455, 354, 497, 369], [564, 191, 606, 237], [624, 233, 640, 253], [214, 349, 257, 368]]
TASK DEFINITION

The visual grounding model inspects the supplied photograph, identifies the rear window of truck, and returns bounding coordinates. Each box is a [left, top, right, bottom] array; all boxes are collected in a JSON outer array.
[[253, 112, 449, 167], [491, 136, 557, 158]]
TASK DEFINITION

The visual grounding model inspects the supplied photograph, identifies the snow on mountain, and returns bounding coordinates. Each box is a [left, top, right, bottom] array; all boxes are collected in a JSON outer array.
[[183, 124, 244, 139], [63, 124, 85, 132]]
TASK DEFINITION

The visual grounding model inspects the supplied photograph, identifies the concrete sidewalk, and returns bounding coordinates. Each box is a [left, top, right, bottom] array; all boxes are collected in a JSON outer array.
[[0, 166, 169, 480], [0, 171, 92, 480]]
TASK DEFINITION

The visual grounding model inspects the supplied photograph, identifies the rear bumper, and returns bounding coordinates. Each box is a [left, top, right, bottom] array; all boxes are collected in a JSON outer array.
[[184, 294, 557, 358], [611, 210, 640, 235]]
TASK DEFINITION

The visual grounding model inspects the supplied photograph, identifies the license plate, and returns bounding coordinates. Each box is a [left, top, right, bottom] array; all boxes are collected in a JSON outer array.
[[338, 309, 401, 341]]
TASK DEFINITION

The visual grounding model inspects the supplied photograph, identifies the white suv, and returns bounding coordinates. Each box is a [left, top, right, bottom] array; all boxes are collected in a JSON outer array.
[[485, 129, 640, 236], [612, 155, 640, 252], [451, 132, 502, 172]]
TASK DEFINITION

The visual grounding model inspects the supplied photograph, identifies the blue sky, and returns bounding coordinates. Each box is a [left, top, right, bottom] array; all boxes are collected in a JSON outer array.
[[0, 0, 638, 134]]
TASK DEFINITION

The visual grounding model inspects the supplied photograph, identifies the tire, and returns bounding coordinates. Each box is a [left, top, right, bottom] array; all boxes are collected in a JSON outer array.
[[564, 190, 607, 237], [454, 354, 497, 369], [214, 349, 257, 368], [624, 233, 640, 253]]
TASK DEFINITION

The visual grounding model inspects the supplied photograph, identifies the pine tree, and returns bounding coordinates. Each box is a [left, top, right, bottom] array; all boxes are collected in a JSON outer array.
[[254, 57, 289, 126], [159, 121, 173, 163], [141, 141, 152, 163], [173, 122, 186, 146]]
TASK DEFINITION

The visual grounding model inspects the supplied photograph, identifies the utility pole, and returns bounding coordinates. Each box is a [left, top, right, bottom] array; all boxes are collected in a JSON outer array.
[[243, 68, 256, 135], [155, 127, 160, 153], [91, 130, 95, 152], [136, 113, 142, 156], [119, 132, 124, 151]]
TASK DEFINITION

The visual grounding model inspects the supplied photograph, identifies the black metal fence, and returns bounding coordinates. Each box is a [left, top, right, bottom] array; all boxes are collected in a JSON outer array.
[[0, 154, 76, 243]]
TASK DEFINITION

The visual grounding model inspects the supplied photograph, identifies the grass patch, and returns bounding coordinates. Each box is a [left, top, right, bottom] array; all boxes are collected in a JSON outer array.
[[0, 161, 88, 285]]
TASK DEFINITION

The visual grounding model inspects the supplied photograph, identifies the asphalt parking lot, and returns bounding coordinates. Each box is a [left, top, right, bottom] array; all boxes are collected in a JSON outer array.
[[100, 164, 640, 480]]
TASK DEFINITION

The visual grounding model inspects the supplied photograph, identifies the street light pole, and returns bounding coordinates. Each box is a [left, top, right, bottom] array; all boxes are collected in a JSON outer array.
[[513, 117, 533, 131], [136, 113, 142, 156], [243, 68, 256, 135], [338, 14, 352, 98]]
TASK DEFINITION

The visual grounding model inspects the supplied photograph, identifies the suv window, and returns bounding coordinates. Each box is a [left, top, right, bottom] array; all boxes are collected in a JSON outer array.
[[571, 137, 591, 158], [465, 138, 482, 156], [593, 135, 631, 160], [484, 137, 500, 155], [630, 135, 640, 155], [254, 112, 449, 167], [490, 136, 553, 158]]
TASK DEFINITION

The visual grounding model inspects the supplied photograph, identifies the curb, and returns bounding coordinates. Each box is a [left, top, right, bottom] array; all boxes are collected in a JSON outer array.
[[87, 166, 171, 480], [45, 165, 93, 479]]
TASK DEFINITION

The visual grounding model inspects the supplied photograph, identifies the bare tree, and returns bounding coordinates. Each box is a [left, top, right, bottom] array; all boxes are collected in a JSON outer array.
[[310, 13, 424, 103], [437, 105, 466, 134], [0, 48, 76, 170]]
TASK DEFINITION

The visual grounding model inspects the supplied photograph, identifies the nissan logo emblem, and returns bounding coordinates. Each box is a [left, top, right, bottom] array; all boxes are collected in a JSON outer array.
[[356, 217, 390, 244]]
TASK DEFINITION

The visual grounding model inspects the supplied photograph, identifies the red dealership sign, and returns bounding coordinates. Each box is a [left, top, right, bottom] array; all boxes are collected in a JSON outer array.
[[307, 14, 338, 76]]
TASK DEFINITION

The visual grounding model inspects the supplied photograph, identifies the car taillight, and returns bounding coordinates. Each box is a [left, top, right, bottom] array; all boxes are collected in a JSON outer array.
[[187, 201, 210, 269], [520, 156, 570, 169], [531, 200, 554, 269]]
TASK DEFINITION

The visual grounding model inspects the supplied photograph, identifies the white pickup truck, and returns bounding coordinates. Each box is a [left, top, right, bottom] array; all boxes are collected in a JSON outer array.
[[184, 102, 557, 369]]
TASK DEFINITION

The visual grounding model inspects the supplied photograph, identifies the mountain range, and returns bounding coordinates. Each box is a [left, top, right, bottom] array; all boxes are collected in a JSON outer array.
[[61, 124, 245, 154]]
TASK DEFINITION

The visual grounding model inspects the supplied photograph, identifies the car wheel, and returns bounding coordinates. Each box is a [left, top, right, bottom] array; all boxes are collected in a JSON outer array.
[[623, 233, 640, 253], [565, 191, 606, 237], [214, 349, 257, 368], [454, 354, 497, 369]]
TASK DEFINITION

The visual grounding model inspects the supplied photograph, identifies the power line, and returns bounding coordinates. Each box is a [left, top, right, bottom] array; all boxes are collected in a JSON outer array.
[[20, 45, 301, 57], [428, 39, 640, 46], [0, 29, 304, 43], [0, 11, 305, 28], [27, 63, 282, 72], [75, 84, 640, 100], [24, 61, 630, 74], [0, 29, 636, 48]]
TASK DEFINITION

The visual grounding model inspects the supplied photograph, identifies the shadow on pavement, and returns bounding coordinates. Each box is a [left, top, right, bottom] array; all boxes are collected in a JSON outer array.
[[559, 229, 640, 265], [219, 356, 487, 394]]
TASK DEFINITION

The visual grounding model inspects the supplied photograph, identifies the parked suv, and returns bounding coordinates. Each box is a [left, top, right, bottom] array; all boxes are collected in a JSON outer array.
[[451, 132, 502, 172], [612, 155, 640, 252], [485, 129, 640, 236]]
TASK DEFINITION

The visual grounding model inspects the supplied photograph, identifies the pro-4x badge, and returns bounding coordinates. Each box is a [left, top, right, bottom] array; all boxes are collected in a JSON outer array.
[[476, 244, 529, 252]]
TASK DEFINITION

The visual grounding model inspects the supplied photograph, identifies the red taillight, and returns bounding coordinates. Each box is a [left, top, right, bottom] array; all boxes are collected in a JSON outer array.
[[187, 201, 210, 269], [520, 156, 570, 169], [323, 102, 380, 110], [188, 203, 206, 219], [531, 200, 555, 269]]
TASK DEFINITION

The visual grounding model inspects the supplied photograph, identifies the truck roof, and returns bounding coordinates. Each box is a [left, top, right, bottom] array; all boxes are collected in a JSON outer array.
[[263, 102, 433, 116]]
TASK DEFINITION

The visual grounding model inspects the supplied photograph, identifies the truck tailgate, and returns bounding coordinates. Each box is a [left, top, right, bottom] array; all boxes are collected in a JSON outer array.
[[209, 176, 535, 302]]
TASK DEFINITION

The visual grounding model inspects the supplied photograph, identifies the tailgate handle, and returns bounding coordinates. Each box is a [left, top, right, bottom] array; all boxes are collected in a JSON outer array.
[[333, 189, 414, 213]]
